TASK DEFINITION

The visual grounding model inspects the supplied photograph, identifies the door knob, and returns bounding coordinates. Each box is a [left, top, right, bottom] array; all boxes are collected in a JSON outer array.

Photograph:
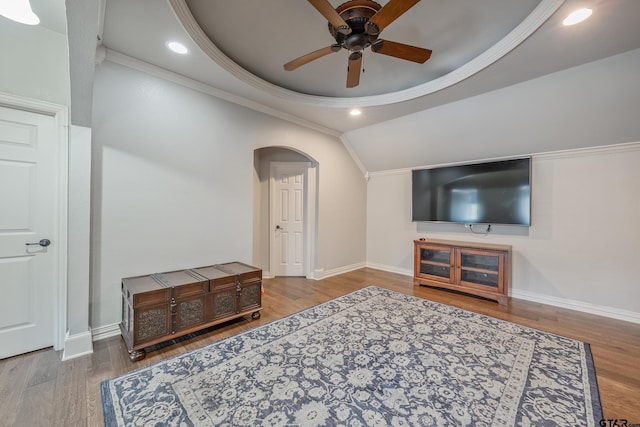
[[25, 239, 51, 247], [275, 225, 282, 230]]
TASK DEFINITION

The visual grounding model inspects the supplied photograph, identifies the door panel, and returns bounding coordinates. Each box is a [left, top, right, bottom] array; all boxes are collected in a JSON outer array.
[[0, 161, 33, 230], [0, 106, 58, 359], [293, 186, 303, 265], [1, 257, 33, 325], [272, 163, 306, 276]]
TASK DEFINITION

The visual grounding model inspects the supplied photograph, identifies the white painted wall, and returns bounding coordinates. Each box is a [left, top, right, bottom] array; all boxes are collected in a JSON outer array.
[[0, 15, 95, 357], [366, 143, 640, 321], [0, 20, 70, 106], [63, 127, 94, 359], [67, 125, 91, 335], [91, 61, 366, 328]]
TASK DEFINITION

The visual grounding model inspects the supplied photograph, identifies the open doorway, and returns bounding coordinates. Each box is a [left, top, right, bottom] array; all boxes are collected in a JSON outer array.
[[253, 147, 317, 278]]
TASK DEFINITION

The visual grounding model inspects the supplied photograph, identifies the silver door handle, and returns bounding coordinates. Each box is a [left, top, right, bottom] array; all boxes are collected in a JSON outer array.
[[26, 239, 51, 247]]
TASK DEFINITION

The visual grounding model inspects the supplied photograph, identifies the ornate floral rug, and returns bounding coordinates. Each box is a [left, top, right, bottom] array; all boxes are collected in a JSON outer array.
[[101, 286, 602, 426]]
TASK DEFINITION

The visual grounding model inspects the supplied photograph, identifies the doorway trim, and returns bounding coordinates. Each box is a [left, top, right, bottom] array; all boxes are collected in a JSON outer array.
[[0, 91, 69, 352], [269, 161, 317, 278]]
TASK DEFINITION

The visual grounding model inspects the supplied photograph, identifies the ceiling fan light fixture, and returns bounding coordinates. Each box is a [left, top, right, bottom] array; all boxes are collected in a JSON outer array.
[[0, 0, 40, 25], [562, 8, 592, 26], [350, 109, 362, 116], [166, 41, 189, 54]]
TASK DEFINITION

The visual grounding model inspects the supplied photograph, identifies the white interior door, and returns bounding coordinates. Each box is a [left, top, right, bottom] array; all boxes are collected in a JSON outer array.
[[271, 163, 307, 277], [0, 105, 59, 359]]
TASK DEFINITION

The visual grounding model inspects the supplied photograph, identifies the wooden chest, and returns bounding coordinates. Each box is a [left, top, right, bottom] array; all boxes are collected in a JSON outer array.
[[120, 262, 262, 361], [193, 262, 262, 322]]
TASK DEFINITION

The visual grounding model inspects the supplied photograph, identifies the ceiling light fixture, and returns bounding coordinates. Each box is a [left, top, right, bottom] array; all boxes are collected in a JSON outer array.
[[166, 41, 189, 55], [0, 0, 40, 25], [563, 8, 592, 26], [350, 109, 362, 116]]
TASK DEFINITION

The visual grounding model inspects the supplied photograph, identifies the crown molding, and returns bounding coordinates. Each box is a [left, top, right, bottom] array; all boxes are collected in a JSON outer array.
[[168, 0, 563, 108], [366, 141, 640, 177], [533, 140, 640, 160]]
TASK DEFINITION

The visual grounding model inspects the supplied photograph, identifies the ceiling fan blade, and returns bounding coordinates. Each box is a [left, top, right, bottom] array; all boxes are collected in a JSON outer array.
[[367, 0, 421, 35], [371, 39, 432, 63], [346, 52, 362, 88], [307, 0, 351, 35], [284, 45, 340, 71]]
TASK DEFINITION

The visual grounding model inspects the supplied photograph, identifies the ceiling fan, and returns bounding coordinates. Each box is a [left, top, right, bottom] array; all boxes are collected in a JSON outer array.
[[284, 0, 432, 88]]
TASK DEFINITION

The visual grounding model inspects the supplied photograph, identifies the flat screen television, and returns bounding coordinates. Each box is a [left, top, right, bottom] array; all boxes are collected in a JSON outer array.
[[411, 157, 531, 226]]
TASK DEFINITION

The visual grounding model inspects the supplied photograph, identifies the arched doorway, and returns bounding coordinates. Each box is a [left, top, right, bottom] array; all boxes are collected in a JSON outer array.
[[253, 147, 318, 278]]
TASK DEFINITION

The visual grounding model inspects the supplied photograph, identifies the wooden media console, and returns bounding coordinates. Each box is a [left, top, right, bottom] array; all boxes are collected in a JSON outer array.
[[414, 239, 511, 305]]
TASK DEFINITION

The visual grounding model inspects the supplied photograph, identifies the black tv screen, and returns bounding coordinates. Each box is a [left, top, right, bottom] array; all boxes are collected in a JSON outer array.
[[412, 158, 531, 225]]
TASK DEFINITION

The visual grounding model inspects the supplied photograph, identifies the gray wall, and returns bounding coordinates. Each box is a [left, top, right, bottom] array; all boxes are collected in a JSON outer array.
[[366, 145, 640, 320], [90, 61, 366, 328], [362, 50, 640, 321]]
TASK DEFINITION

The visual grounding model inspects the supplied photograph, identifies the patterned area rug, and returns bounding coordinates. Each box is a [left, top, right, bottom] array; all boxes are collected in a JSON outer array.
[[101, 286, 602, 426]]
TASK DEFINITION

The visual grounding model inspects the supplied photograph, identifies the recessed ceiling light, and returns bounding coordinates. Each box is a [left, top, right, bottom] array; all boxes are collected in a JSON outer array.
[[0, 0, 40, 25], [350, 109, 362, 116], [563, 8, 592, 26], [166, 41, 189, 55]]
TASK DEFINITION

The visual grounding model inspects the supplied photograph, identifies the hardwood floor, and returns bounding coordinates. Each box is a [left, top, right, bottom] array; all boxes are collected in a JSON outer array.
[[1, 267, 639, 426]]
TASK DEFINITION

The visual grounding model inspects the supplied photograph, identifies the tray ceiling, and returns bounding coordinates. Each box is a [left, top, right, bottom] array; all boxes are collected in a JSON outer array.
[[182, 0, 541, 98]]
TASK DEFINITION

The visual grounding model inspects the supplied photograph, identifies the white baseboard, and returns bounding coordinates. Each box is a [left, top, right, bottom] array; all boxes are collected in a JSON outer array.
[[61, 329, 93, 361], [91, 322, 121, 341], [312, 262, 367, 280], [309, 269, 324, 280], [511, 290, 640, 324], [366, 262, 413, 277], [366, 262, 640, 324], [309, 262, 366, 280]]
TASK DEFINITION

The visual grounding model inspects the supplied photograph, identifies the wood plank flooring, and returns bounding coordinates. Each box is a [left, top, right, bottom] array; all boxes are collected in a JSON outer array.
[[1, 268, 639, 426]]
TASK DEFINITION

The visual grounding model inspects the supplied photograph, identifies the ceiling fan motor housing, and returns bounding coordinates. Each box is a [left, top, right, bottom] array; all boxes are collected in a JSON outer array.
[[329, 0, 382, 52], [283, 0, 431, 88]]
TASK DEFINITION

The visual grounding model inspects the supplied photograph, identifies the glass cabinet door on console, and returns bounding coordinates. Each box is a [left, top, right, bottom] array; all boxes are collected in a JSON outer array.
[[416, 244, 453, 283], [457, 249, 505, 293]]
